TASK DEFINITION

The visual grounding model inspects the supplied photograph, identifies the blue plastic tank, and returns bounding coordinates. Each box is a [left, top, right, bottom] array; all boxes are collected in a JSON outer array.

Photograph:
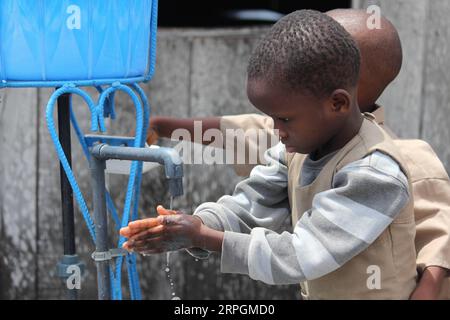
[[0, 0, 156, 86]]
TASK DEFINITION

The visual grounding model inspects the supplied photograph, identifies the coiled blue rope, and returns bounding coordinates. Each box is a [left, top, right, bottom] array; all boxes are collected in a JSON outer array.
[[36, 0, 160, 301], [147, 0, 159, 82], [127, 83, 151, 300], [97, 83, 146, 300], [46, 83, 150, 300], [69, 98, 121, 228], [46, 85, 99, 241]]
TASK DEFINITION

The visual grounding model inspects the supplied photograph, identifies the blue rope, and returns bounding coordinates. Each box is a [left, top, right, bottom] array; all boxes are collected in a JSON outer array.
[[69, 101, 121, 228], [95, 86, 116, 120], [70, 92, 120, 230], [130, 83, 151, 221], [47, 83, 149, 300], [23, 0, 161, 301], [127, 83, 151, 300], [147, 0, 159, 82], [97, 84, 145, 300], [2, 76, 147, 89], [46, 85, 98, 241]]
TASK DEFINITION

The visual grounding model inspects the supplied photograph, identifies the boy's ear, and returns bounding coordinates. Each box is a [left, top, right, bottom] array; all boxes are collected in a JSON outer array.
[[329, 89, 351, 113]]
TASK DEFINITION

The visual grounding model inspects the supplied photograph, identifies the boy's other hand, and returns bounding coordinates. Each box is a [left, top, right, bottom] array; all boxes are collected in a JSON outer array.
[[146, 116, 161, 145], [127, 116, 161, 145], [410, 266, 447, 300], [146, 127, 159, 145]]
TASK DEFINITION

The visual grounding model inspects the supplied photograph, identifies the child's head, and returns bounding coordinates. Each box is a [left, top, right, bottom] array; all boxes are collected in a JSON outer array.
[[327, 9, 403, 112], [247, 10, 362, 155]]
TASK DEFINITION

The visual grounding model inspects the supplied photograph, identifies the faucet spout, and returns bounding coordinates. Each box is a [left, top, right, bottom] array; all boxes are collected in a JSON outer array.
[[90, 144, 183, 197]]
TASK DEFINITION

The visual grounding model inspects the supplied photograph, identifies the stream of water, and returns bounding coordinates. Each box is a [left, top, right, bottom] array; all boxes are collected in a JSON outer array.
[[166, 197, 180, 300]]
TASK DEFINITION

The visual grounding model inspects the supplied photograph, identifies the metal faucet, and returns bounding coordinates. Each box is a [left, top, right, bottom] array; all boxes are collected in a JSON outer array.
[[90, 143, 184, 197]]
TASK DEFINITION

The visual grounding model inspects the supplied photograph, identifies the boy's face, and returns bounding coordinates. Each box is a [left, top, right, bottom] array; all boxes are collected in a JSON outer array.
[[247, 78, 347, 155]]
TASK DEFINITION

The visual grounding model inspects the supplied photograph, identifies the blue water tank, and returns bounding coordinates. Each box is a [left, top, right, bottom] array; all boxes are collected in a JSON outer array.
[[0, 0, 155, 84]]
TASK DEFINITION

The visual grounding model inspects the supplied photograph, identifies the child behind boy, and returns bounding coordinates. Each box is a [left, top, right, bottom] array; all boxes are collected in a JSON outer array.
[[122, 10, 418, 299]]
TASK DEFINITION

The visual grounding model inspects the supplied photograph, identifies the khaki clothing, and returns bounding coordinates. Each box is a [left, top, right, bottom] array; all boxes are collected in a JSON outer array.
[[221, 114, 275, 176], [220, 108, 450, 298], [285, 115, 417, 299]]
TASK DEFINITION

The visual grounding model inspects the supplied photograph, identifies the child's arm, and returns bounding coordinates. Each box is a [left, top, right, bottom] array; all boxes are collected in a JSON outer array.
[[410, 266, 447, 300], [147, 116, 220, 145], [122, 150, 411, 287], [198, 152, 410, 285], [411, 177, 450, 300], [148, 114, 278, 178], [398, 141, 450, 299], [220, 114, 277, 177], [121, 142, 290, 253], [121, 206, 224, 254], [411, 177, 450, 299]]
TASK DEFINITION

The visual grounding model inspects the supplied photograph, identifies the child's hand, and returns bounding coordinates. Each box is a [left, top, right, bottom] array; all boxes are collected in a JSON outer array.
[[409, 266, 446, 300], [146, 126, 159, 145], [146, 116, 161, 145], [120, 205, 205, 254], [127, 116, 161, 145], [146, 116, 169, 145]]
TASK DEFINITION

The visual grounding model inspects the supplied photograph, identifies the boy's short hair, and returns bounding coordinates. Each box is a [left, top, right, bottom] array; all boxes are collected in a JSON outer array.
[[247, 10, 360, 98]]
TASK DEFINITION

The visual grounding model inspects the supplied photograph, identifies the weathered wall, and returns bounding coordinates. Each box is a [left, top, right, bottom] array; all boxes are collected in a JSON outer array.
[[0, 88, 38, 299], [353, 0, 450, 173]]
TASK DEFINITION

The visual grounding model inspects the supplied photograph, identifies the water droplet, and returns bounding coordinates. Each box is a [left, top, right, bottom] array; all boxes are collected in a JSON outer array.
[[171, 296, 181, 300], [166, 252, 171, 266], [195, 259, 199, 262], [165, 267, 170, 273], [172, 292, 175, 296]]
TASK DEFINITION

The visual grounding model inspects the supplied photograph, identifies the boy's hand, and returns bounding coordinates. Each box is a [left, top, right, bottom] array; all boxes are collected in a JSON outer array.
[[128, 117, 161, 145], [146, 116, 161, 145], [146, 127, 159, 145], [120, 205, 207, 254], [410, 266, 446, 300]]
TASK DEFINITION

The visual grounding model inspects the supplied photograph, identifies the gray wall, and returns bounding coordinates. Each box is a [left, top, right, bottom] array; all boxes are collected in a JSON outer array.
[[1, 0, 450, 299], [354, 0, 450, 173]]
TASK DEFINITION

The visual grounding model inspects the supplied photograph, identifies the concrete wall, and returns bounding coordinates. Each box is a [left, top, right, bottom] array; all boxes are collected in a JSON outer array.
[[1, 0, 450, 299], [353, 0, 450, 173]]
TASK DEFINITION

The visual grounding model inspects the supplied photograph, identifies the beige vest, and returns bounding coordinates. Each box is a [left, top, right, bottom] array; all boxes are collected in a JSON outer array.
[[287, 115, 418, 299]]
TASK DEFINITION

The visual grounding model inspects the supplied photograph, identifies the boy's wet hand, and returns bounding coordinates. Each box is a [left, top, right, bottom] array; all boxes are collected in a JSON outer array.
[[122, 205, 204, 254], [119, 217, 161, 238]]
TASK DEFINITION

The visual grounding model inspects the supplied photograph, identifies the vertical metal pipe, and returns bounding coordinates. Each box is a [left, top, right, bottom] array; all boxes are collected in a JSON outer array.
[[57, 92, 78, 300], [58, 93, 76, 254], [90, 156, 111, 300]]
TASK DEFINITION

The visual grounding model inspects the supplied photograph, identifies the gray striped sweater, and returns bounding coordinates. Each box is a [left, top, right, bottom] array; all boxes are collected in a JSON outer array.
[[191, 142, 410, 285]]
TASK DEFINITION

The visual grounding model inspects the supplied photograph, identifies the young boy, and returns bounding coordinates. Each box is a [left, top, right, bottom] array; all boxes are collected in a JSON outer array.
[[218, 9, 450, 299], [143, 9, 450, 299], [122, 10, 418, 299]]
